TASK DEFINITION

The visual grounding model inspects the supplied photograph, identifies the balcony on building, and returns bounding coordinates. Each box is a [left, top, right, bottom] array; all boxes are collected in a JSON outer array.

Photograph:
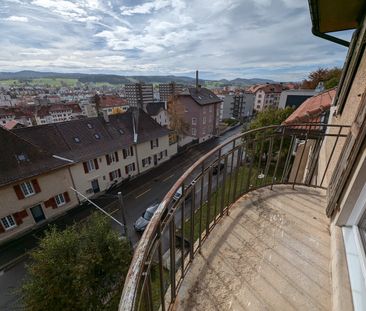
[[119, 123, 350, 311]]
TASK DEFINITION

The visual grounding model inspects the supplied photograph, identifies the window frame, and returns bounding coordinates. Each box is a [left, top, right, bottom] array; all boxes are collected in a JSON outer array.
[[20, 181, 35, 197], [1, 215, 16, 230], [55, 193, 66, 207], [87, 159, 95, 172]]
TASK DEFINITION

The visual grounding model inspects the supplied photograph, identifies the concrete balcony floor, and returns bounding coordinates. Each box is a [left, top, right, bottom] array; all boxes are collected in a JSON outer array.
[[175, 185, 330, 311]]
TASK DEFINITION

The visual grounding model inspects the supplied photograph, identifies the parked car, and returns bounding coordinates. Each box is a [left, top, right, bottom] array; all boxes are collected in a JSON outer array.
[[134, 202, 160, 232], [173, 186, 183, 201], [213, 162, 225, 175]]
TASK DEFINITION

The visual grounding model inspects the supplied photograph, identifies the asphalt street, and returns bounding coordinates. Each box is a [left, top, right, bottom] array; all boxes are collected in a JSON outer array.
[[0, 125, 243, 311]]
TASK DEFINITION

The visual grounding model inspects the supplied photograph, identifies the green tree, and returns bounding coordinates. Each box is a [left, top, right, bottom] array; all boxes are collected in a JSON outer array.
[[21, 213, 132, 311], [249, 107, 295, 130]]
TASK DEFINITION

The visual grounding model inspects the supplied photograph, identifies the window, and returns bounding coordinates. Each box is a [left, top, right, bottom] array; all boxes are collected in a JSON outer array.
[[123, 146, 134, 159], [109, 169, 121, 181], [20, 181, 35, 197], [150, 139, 159, 149], [87, 123, 93, 129], [94, 133, 100, 139], [209, 106, 212, 112], [17, 153, 29, 162], [1, 215, 16, 230], [202, 128, 206, 135], [192, 117, 197, 125], [164, 150, 168, 157], [142, 156, 152, 167], [55, 193, 66, 206], [125, 163, 136, 174], [119, 129, 125, 134], [106, 152, 119, 164], [203, 117, 206, 125], [192, 128, 196, 136], [73, 137, 80, 143], [85, 159, 96, 172]]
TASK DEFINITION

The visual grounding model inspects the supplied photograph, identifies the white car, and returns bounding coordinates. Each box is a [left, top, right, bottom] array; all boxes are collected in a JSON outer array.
[[173, 186, 183, 201]]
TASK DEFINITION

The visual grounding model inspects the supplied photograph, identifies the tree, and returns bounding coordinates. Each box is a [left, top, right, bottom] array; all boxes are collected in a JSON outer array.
[[21, 213, 132, 311], [167, 95, 190, 137], [301, 67, 342, 90], [246, 107, 295, 162], [249, 107, 295, 130]]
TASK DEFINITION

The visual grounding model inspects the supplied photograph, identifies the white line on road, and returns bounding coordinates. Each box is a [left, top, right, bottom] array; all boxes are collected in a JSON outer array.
[[162, 174, 174, 182], [110, 208, 120, 215], [135, 188, 151, 199]]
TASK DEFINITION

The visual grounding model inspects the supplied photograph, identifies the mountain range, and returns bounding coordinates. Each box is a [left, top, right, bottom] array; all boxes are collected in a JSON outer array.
[[0, 70, 275, 86]]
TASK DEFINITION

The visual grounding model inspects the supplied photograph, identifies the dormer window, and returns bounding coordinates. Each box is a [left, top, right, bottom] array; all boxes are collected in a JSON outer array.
[[87, 123, 93, 129], [16, 153, 29, 162], [73, 137, 80, 143], [119, 129, 124, 134], [94, 133, 100, 139]]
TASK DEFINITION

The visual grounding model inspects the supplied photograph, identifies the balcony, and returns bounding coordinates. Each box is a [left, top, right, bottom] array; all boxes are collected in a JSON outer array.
[[120, 123, 349, 311]]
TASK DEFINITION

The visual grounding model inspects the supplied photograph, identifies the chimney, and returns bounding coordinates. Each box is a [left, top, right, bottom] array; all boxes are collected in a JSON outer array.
[[102, 110, 109, 123], [196, 70, 199, 89]]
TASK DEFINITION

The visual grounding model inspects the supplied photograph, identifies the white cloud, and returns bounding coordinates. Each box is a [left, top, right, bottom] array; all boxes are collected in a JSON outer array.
[[5, 15, 29, 22], [0, 0, 349, 80], [120, 0, 171, 16]]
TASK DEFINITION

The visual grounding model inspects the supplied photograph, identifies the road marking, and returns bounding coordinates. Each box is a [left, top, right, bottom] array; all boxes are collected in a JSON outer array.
[[135, 188, 151, 199], [162, 174, 174, 182], [110, 208, 120, 215]]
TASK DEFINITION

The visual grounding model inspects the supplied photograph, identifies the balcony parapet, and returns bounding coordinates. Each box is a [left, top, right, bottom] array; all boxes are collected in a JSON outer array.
[[120, 123, 350, 311]]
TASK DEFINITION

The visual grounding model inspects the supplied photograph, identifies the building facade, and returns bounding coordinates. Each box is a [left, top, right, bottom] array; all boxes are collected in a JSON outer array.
[[125, 83, 154, 108], [248, 83, 284, 112], [171, 87, 222, 144], [158, 82, 183, 102]]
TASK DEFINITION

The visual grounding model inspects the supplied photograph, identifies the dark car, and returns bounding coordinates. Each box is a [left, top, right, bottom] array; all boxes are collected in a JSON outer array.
[[213, 162, 225, 175]]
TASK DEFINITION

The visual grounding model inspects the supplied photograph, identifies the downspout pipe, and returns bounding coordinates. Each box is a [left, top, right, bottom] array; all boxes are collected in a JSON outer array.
[[312, 27, 350, 47]]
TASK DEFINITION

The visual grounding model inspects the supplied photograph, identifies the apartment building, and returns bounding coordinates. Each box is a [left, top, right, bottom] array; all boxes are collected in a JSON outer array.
[[0, 109, 177, 243], [230, 93, 255, 119], [125, 83, 154, 107], [13, 109, 177, 199], [0, 128, 78, 243], [171, 86, 222, 145], [248, 83, 284, 111], [158, 82, 183, 101]]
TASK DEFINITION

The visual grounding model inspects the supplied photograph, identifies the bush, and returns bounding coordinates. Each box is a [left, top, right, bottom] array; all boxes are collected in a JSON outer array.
[[21, 213, 132, 311]]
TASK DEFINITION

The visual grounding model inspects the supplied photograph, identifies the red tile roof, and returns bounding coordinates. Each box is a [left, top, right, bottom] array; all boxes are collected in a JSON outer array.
[[247, 83, 284, 94], [98, 95, 128, 108], [283, 88, 336, 125]]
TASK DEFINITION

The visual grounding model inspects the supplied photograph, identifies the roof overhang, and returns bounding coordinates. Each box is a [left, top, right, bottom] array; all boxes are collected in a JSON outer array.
[[308, 0, 366, 46]]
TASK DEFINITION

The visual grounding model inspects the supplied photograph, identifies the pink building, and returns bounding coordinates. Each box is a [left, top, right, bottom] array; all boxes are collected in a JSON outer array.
[[172, 87, 222, 145]]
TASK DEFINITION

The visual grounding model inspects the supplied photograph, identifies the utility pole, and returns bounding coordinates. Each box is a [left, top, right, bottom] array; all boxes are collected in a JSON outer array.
[[70, 187, 133, 249], [118, 191, 132, 248]]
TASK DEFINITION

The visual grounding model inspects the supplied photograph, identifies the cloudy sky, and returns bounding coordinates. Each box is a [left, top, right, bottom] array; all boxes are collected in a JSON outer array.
[[0, 0, 352, 81]]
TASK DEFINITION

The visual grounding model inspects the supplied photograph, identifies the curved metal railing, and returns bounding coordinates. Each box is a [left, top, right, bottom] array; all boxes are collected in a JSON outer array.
[[119, 123, 349, 311]]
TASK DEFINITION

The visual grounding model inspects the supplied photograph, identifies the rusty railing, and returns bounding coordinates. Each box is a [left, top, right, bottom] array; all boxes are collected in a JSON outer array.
[[119, 123, 349, 311]]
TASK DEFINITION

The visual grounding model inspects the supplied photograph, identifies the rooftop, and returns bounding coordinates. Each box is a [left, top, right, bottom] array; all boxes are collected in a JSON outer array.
[[283, 88, 336, 125]]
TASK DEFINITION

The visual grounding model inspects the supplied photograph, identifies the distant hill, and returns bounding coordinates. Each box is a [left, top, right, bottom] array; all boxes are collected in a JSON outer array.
[[0, 70, 275, 86]]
